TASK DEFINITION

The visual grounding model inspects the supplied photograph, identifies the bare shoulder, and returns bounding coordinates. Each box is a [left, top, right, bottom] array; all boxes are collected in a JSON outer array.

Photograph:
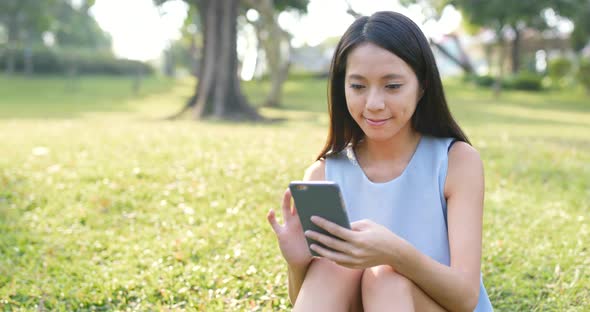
[[448, 141, 482, 167], [303, 159, 326, 181], [445, 141, 484, 197]]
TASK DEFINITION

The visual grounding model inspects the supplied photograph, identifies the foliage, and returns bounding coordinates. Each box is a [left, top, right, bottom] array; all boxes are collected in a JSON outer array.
[[502, 71, 544, 91], [51, 0, 111, 50], [577, 58, 590, 93], [547, 57, 573, 88], [550, 0, 590, 51], [0, 0, 58, 42], [464, 74, 496, 87], [0, 75, 589, 310], [463, 72, 544, 91], [0, 47, 154, 76], [0, 0, 108, 49]]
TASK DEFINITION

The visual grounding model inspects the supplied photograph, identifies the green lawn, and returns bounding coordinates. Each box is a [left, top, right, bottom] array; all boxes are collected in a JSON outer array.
[[0, 74, 589, 311]]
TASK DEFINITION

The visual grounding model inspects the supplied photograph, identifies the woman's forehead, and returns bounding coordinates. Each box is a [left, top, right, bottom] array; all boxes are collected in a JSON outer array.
[[345, 42, 413, 78]]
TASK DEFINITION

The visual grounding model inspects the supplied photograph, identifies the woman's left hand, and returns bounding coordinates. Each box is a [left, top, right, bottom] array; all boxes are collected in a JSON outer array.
[[304, 217, 402, 269]]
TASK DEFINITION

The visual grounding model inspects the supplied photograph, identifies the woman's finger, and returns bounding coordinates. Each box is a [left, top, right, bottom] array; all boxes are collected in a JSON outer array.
[[305, 231, 350, 253], [350, 219, 371, 231], [310, 216, 355, 241], [267, 209, 281, 234], [309, 244, 353, 265]]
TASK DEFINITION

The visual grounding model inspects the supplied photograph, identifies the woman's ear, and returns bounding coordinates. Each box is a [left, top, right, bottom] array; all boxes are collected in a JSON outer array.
[[418, 86, 425, 100], [419, 79, 428, 100]]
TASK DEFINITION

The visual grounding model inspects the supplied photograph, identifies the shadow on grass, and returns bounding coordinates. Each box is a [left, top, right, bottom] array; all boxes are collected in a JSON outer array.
[[0, 75, 176, 119], [445, 81, 590, 115], [456, 106, 590, 129]]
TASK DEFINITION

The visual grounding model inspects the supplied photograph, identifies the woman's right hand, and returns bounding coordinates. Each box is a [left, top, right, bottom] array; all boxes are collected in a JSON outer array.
[[267, 189, 312, 269]]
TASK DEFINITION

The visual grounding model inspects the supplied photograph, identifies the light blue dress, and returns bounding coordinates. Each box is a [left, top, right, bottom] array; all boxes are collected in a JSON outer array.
[[325, 135, 493, 311]]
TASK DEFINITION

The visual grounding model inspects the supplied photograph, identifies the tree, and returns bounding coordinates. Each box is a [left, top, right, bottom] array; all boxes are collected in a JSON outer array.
[[551, 0, 590, 52], [52, 0, 111, 51], [398, 0, 475, 74], [0, 0, 57, 74], [158, 0, 308, 120], [161, 0, 261, 120], [244, 0, 307, 107], [448, 0, 578, 74], [0, 0, 111, 75]]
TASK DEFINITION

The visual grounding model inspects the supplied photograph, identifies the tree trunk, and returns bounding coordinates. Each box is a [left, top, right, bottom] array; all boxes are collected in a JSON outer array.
[[494, 33, 507, 98], [5, 45, 16, 75], [189, 29, 200, 77], [168, 0, 261, 120], [430, 39, 474, 74], [511, 25, 521, 74], [23, 45, 33, 75], [4, 17, 19, 75], [447, 33, 474, 74], [266, 59, 290, 107], [250, 0, 291, 108]]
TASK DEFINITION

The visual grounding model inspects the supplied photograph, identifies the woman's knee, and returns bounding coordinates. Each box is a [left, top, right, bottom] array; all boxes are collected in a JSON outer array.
[[295, 258, 363, 311], [362, 265, 413, 295], [307, 257, 361, 279]]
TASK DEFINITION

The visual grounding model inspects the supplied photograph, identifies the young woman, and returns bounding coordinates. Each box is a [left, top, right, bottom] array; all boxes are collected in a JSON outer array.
[[267, 11, 493, 311]]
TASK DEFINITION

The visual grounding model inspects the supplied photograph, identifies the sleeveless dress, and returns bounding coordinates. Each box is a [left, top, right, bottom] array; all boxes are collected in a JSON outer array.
[[325, 135, 493, 311]]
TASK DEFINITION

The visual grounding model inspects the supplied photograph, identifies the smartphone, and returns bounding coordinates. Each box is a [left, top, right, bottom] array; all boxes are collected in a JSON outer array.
[[289, 181, 351, 257]]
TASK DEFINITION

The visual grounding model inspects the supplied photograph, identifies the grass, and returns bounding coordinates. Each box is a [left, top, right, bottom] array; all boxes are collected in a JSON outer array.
[[0, 74, 589, 311]]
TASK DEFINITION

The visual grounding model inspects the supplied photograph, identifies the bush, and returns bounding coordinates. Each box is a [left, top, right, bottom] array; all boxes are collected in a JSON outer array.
[[577, 59, 590, 94], [502, 72, 544, 91], [547, 57, 573, 87], [0, 47, 153, 76], [464, 74, 495, 87]]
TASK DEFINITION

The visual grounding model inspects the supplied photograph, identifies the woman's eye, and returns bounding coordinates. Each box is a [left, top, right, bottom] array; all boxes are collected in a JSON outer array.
[[350, 84, 365, 90], [386, 84, 402, 89]]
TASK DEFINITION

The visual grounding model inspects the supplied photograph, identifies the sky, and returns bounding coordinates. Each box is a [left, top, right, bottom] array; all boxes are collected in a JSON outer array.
[[90, 0, 188, 61], [90, 0, 463, 62]]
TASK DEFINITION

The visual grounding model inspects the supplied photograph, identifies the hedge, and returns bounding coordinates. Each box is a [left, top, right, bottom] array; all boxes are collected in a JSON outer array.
[[0, 47, 153, 76]]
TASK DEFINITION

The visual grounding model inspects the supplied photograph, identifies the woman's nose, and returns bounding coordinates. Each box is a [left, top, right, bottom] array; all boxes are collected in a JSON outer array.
[[366, 89, 385, 111]]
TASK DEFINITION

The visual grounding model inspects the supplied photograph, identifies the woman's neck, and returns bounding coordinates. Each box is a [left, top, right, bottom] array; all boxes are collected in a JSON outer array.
[[356, 127, 421, 164]]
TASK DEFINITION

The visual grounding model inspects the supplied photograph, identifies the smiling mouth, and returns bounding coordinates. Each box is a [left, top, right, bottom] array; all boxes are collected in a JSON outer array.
[[365, 117, 391, 126]]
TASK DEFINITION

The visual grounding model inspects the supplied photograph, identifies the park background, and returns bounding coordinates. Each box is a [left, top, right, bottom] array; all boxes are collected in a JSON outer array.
[[0, 0, 589, 310]]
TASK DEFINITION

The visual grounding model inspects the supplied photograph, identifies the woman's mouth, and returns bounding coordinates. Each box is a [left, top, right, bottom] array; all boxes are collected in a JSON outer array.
[[365, 117, 390, 126]]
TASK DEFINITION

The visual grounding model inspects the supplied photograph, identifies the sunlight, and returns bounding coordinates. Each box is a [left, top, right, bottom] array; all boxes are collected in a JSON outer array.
[[90, 0, 187, 61]]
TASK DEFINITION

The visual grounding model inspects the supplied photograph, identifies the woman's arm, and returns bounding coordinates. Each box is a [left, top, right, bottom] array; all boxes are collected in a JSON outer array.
[[389, 141, 484, 311], [286, 160, 326, 303]]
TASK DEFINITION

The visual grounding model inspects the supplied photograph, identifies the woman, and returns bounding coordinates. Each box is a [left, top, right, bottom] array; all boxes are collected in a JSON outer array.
[[267, 11, 493, 311]]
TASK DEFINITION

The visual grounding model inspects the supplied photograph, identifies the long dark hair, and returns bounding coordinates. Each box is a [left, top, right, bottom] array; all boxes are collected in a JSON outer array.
[[317, 11, 469, 160]]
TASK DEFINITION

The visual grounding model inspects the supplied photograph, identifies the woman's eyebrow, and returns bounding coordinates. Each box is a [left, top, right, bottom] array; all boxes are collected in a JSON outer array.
[[381, 73, 404, 79], [346, 73, 404, 80]]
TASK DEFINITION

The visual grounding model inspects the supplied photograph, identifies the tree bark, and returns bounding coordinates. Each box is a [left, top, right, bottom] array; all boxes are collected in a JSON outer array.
[[4, 16, 19, 75], [23, 45, 33, 75], [249, 0, 291, 107], [430, 38, 474, 74], [447, 33, 474, 73], [511, 25, 521, 74], [494, 32, 507, 98], [169, 0, 261, 120]]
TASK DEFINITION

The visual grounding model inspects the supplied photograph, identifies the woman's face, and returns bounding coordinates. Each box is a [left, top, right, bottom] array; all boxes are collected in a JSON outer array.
[[344, 42, 422, 142]]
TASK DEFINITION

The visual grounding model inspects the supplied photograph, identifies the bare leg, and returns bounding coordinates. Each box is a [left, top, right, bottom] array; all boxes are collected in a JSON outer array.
[[293, 257, 363, 312], [361, 265, 447, 312]]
